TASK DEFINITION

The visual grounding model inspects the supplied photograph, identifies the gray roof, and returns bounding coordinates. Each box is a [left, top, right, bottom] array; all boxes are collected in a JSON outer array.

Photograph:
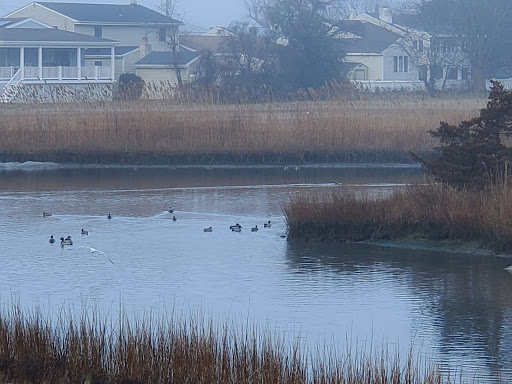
[[0, 27, 115, 44], [85, 46, 138, 56], [135, 50, 199, 66], [334, 21, 401, 54], [36, 2, 182, 25]]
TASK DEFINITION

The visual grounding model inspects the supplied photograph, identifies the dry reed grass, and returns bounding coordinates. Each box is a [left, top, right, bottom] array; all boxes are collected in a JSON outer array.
[[0, 305, 474, 384], [0, 95, 484, 165], [285, 183, 512, 252]]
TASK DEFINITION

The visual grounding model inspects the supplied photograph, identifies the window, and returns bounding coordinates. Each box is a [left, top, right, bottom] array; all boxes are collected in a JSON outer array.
[[158, 27, 166, 42], [393, 55, 409, 73], [94, 26, 102, 38], [94, 61, 102, 67], [413, 40, 424, 52], [461, 67, 469, 80], [446, 67, 458, 80]]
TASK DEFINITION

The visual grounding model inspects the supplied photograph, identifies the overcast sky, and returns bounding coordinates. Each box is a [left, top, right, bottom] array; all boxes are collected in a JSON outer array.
[[0, 0, 248, 29]]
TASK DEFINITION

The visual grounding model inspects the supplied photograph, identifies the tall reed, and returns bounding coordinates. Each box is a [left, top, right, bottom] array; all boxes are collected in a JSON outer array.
[[0, 304, 477, 383], [285, 183, 512, 252], [0, 95, 484, 164]]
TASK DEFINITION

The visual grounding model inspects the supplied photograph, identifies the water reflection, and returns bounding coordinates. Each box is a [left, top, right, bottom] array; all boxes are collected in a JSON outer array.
[[285, 241, 512, 380]]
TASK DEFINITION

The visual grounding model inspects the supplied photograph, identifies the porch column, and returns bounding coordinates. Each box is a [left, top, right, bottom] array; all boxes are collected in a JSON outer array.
[[20, 46, 24, 80], [38, 46, 43, 79], [77, 47, 81, 80], [110, 46, 115, 80]]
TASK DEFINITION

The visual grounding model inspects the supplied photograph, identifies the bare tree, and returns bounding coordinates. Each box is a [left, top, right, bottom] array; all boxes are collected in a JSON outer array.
[[159, 0, 185, 89]]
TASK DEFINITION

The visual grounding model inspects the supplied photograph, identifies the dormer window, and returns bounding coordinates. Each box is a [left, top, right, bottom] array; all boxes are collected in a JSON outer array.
[[94, 26, 102, 38], [158, 27, 166, 42]]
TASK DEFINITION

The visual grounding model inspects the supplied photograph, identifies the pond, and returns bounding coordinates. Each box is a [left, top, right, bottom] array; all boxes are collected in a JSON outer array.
[[1, 163, 511, 382]]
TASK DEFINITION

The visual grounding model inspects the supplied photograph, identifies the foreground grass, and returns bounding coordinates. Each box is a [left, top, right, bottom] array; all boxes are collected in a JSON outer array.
[[0, 97, 483, 165], [285, 183, 512, 253], [0, 305, 472, 384]]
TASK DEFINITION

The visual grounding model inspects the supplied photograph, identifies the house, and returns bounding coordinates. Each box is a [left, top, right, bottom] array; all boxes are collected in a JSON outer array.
[[6, 0, 195, 85], [0, 17, 117, 102], [347, 8, 470, 90], [334, 20, 424, 90]]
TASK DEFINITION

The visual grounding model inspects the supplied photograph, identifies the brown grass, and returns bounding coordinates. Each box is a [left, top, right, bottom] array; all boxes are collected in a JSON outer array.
[[0, 304, 475, 384], [0, 95, 484, 165], [284, 183, 512, 252]]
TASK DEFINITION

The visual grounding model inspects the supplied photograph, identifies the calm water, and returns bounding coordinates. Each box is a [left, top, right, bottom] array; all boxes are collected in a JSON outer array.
[[1, 163, 512, 382]]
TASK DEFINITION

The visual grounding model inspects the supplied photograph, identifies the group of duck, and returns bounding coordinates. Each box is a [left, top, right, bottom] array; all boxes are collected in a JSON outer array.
[[45, 211, 112, 246], [229, 221, 272, 233], [45, 207, 273, 245]]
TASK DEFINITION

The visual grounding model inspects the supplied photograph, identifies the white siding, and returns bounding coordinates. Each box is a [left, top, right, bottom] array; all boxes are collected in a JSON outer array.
[[382, 44, 419, 81], [8, 4, 75, 31], [345, 55, 383, 81]]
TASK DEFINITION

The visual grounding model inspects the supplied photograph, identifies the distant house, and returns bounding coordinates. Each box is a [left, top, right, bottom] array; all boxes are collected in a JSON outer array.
[[346, 8, 470, 91], [6, 0, 199, 87], [0, 17, 116, 101], [334, 20, 424, 90]]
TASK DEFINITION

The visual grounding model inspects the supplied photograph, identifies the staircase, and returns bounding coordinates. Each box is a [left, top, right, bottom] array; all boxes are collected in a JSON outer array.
[[0, 68, 22, 103]]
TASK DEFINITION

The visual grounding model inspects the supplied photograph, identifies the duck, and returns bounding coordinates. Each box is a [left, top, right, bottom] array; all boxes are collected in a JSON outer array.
[[107, 214, 112, 219], [505, 264, 512, 272], [81, 229, 88, 235], [49, 235, 55, 244], [230, 223, 242, 230], [172, 215, 177, 222], [251, 225, 259, 232], [203, 226, 213, 232], [168, 207, 174, 213], [232, 226, 242, 232], [60, 236, 73, 246], [264, 221, 272, 228], [42, 211, 52, 218]]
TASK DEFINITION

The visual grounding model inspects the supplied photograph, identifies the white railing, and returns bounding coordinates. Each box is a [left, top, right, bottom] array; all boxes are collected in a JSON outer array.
[[0, 66, 113, 81], [352, 80, 426, 91]]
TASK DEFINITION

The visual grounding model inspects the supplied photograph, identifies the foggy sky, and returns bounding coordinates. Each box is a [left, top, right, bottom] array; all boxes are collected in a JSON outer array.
[[0, 0, 247, 29]]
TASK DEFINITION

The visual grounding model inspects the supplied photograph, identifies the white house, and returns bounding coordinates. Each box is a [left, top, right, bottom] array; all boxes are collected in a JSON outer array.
[[0, 17, 117, 101]]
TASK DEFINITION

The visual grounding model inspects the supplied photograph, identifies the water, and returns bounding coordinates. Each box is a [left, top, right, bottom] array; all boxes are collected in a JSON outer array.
[[1, 163, 511, 382]]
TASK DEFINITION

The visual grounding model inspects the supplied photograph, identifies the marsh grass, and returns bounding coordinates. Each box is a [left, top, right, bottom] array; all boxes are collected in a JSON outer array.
[[285, 183, 512, 252], [0, 93, 484, 165], [0, 305, 476, 384]]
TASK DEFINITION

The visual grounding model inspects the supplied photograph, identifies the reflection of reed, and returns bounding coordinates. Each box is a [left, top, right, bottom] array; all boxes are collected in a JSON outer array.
[[0, 305, 448, 383], [0, 97, 481, 164]]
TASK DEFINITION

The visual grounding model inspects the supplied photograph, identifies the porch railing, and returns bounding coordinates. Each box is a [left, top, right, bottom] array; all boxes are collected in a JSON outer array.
[[0, 66, 113, 81]]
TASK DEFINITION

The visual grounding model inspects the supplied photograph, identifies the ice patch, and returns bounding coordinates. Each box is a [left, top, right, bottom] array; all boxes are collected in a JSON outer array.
[[0, 161, 61, 171]]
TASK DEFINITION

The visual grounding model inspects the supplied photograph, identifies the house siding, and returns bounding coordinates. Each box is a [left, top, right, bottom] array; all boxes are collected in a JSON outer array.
[[382, 44, 419, 81], [136, 67, 188, 87], [345, 55, 383, 81], [8, 4, 75, 31], [74, 25, 170, 48]]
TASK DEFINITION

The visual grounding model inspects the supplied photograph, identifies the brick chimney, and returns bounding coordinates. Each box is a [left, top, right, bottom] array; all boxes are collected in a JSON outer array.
[[379, 7, 392, 24], [139, 36, 151, 58]]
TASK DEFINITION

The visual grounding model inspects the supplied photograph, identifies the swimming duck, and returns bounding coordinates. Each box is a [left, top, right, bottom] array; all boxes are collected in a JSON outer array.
[[232, 226, 242, 232], [264, 221, 272, 228], [60, 237, 73, 246], [230, 223, 242, 230], [107, 214, 112, 219], [169, 207, 174, 213], [172, 216, 177, 222], [42, 211, 52, 218], [505, 264, 512, 272], [251, 225, 259, 232], [81, 229, 88, 235], [203, 226, 213, 232], [49, 235, 55, 244]]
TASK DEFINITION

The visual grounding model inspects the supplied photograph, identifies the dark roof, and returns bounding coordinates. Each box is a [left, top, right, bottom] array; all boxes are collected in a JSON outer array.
[[334, 20, 401, 54], [36, 2, 181, 25], [85, 46, 138, 56], [135, 50, 199, 66], [0, 27, 115, 43]]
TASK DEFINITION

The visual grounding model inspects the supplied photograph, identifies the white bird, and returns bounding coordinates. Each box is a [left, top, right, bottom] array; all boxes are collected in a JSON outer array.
[[76, 246, 114, 264]]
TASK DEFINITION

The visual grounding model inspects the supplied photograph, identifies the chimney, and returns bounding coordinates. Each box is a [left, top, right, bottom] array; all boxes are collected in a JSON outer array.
[[379, 7, 392, 24], [130, 0, 137, 5], [139, 36, 151, 58], [349, 8, 356, 19]]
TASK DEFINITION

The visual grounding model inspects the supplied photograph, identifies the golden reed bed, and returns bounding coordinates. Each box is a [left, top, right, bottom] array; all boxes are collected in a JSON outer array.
[[0, 97, 484, 164]]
